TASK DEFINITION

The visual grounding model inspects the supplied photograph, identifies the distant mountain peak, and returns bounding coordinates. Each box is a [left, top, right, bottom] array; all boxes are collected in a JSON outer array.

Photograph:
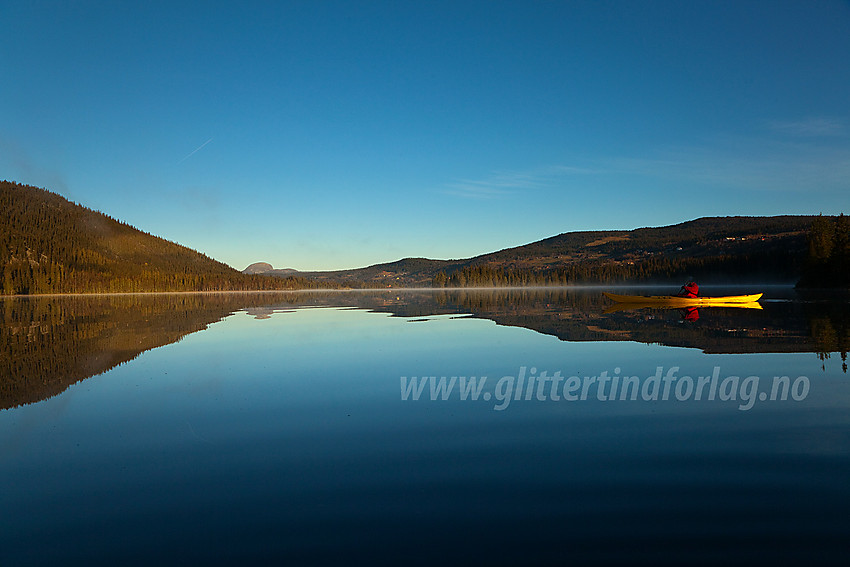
[[242, 262, 274, 274]]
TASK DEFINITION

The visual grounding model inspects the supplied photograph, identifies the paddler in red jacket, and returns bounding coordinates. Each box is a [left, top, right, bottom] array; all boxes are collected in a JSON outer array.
[[677, 281, 699, 298]]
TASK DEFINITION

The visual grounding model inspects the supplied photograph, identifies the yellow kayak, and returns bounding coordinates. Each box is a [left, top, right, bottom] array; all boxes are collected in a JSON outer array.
[[603, 292, 763, 306]]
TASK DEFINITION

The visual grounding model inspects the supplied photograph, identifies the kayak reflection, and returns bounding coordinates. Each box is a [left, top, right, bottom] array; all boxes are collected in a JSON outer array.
[[602, 289, 764, 322], [682, 307, 699, 322], [603, 301, 763, 314]]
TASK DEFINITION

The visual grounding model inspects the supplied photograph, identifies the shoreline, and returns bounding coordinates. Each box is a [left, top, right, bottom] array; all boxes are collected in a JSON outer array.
[[0, 283, 801, 299]]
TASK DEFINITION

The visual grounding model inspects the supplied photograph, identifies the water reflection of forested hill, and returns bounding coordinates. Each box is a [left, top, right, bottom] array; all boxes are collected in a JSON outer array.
[[243, 288, 849, 362], [354, 289, 849, 360], [2, 289, 848, 409], [0, 293, 311, 410]]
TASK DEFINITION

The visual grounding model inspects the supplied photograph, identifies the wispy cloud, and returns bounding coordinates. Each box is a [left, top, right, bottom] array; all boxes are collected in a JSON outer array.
[[604, 139, 850, 193], [442, 131, 850, 202], [767, 117, 844, 137], [177, 137, 214, 164], [443, 165, 594, 199]]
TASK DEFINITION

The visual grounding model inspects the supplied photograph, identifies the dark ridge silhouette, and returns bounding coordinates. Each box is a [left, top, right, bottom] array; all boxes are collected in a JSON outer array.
[[282, 216, 819, 287]]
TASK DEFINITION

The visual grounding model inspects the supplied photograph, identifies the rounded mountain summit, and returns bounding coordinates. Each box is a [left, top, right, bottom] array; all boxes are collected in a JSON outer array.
[[242, 262, 274, 274]]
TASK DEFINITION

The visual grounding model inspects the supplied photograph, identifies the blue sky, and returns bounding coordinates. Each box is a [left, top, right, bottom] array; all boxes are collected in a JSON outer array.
[[2, 0, 849, 271]]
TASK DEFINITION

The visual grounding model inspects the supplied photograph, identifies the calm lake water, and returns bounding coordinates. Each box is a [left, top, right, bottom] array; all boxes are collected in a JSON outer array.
[[1, 288, 848, 565]]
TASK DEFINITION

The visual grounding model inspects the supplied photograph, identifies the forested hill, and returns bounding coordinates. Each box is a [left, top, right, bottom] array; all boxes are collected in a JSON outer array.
[[290, 216, 818, 287], [2, 180, 831, 293], [0, 181, 317, 294], [453, 215, 815, 284]]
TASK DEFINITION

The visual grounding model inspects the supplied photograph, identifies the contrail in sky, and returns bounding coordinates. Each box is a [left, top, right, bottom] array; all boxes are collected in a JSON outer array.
[[177, 137, 214, 164]]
